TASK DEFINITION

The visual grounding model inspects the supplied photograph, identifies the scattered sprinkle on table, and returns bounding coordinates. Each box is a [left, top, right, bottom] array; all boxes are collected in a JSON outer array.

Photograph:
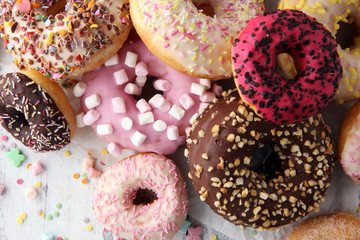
[[210, 234, 218, 240], [16, 179, 23, 185], [46, 214, 53, 221], [64, 150, 71, 157], [81, 178, 88, 184], [56, 203, 62, 209], [86, 225, 93, 232], [1, 135, 8, 141], [84, 217, 90, 224], [101, 148, 108, 155], [73, 173, 80, 179], [26, 163, 32, 169], [250, 229, 257, 236], [53, 211, 60, 218], [5, 148, 26, 167], [35, 182, 42, 188]]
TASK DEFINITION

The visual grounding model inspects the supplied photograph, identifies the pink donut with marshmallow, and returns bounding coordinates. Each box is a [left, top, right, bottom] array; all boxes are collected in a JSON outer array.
[[78, 35, 218, 155]]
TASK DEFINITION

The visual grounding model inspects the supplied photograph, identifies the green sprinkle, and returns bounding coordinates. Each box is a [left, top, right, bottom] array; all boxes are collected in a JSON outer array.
[[249, 230, 257, 236], [46, 214, 53, 221], [45, 72, 51, 78], [4, 148, 26, 168], [56, 203, 62, 209], [53, 211, 60, 217], [81, 173, 88, 179]]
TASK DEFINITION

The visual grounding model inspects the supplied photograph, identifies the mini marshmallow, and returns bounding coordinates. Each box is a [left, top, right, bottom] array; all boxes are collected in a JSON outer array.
[[112, 97, 126, 113], [82, 157, 95, 172], [153, 79, 171, 91], [121, 117, 133, 131], [138, 111, 154, 125], [125, 83, 139, 95], [87, 167, 102, 178], [97, 124, 113, 135], [190, 83, 206, 96], [179, 94, 195, 110], [153, 120, 167, 132], [29, 161, 44, 176], [136, 99, 151, 113], [135, 61, 148, 76], [83, 109, 100, 125], [149, 94, 171, 112], [76, 113, 86, 128], [125, 51, 138, 68], [107, 142, 122, 156], [104, 54, 119, 66], [131, 131, 147, 147], [135, 76, 147, 87], [200, 92, 216, 103], [199, 78, 211, 89], [73, 82, 87, 97], [0, 184, 4, 195], [25, 186, 37, 200], [169, 104, 185, 120], [199, 102, 210, 112], [212, 83, 223, 96], [114, 69, 129, 85], [189, 113, 199, 124], [167, 126, 179, 141], [85, 94, 101, 109]]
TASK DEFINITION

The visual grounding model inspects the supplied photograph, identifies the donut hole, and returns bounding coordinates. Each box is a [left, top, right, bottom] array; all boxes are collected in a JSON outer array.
[[46, 0, 67, 17], [192, 2, 215, 18], [133, 76, 164, 102], [251, 144, 282, 180], [335, 17, 360, 49], [2, 107, 30, 129], [276, 53, 300, 80], [132, 188, 158, 205]]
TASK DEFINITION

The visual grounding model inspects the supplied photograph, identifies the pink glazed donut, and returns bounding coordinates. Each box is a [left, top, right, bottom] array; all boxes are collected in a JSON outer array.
[[231, 9, 342, 124], [78, 34, 218, 155], [93, 152, 188, 239]]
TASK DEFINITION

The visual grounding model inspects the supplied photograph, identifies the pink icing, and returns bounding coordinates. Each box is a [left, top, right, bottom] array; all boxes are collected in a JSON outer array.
[[231, 9, 342, 124], [92, 153, 188, 239], [80, 35, 218, 155]]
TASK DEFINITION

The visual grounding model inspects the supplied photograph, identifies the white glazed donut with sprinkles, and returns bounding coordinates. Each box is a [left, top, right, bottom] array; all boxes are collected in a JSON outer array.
[[93, 152, 188, 239], [130, 0, 265, 80], [0, 0, 132, 79]]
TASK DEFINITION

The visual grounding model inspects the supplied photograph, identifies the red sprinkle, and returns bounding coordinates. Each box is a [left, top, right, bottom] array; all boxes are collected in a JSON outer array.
[[16, 179, 24, 184], [1, 135, 8, 141]]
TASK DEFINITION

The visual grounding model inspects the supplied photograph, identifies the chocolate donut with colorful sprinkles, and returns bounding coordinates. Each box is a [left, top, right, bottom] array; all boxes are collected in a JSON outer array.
[[231, 9, 342, 124], [0, 71, 76, 152]]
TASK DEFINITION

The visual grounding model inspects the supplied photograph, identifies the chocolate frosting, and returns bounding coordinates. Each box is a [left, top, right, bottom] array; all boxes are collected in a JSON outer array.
[[0, 72, 71, 151], [186, 89, 335, 230]]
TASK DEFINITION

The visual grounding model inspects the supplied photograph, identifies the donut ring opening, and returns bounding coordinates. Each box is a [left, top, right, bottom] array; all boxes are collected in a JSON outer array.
[[251, 144, 282, 180], [132, 188, 158, 206], [133, 76, 164, 102], [335, 15, 360, 49], [0, 106, 30, 133]]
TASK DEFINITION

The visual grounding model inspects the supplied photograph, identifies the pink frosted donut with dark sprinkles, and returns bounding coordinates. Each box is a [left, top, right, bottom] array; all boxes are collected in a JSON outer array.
[[232, 9, 342, 124], [93, 152, 188, 239]]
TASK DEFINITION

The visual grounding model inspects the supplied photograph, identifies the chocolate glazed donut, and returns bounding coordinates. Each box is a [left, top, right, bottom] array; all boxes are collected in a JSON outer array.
[[0, 71, 75, 152], [185, 89, 335, 230]]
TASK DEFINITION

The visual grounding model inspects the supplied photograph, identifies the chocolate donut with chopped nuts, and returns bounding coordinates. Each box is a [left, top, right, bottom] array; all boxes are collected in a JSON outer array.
[[185, 89, 335, 230]]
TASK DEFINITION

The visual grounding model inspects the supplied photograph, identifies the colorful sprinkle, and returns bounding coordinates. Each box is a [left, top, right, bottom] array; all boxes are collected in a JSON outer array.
[[86, 225, 93, 232], [35, 182, 42, 188], [210, 234, 218, 240], [1, 135, 8, 141], [53, 211, 60, 218], [56, 203, 62, 209], [249, 229, 257, 236], [64, 150, 71, 157], [81, 178, 88, 184], [101, 148, 108, 155], [4, 148, 26, 167], [46, 214, 53, 221], [16, 179, 24, 184], [73, 173, 80, 179]]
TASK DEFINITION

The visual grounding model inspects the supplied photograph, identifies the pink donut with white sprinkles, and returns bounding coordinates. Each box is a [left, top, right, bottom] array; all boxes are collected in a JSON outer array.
[[93, 153, 188, 239], [78, 35, 218, 155]]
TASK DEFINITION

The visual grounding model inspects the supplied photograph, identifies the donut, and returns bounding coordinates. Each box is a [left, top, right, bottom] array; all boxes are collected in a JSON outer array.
[[286, 212, 360, 239], [0, 0, 131, 79], [278, 0, 360, 103], [185, 89, 335, 230], [338, 100, 360, 184], [93, 152, 188, 239], [231, 9, 342, 124], [78, 33, 219, 155], [129, 0, 265, 80], [0, 70, 76, 152]]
